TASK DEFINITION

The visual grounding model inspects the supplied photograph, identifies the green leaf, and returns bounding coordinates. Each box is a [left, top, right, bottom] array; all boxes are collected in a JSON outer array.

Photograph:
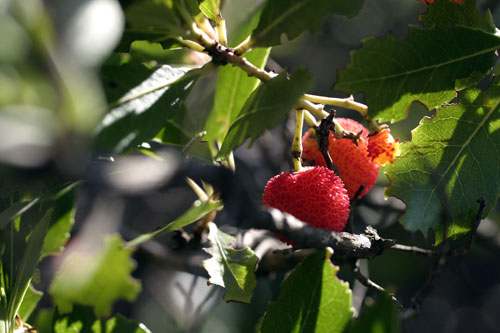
[[0, 207, 52, 333], [344, 292, 400, 333], [17, 285, 43, 322], [217, 68, 314, 157], [335, 26, 500, 123], [199, 0, 220, 20], [249, 0, 364, 47], [420, 0, 496, 33], [118, 0, 185, 52], [205, 49, 270, 150], [0, 198, 39, 229], [385, 78, 500, 243], [94, 65, 202, 153], [53, 305, 151, 333], [100, 62, 155, 104], [259, 248, 352, 332], [202, 222, 258, 303], [125, 200, 222, 248], [204, 5, 270, 150], [50, 234, 141, 317], [41, 187, 76, 258]]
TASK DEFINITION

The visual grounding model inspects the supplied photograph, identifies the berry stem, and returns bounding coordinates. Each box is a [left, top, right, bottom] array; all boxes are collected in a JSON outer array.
[[214, 15, 228, 46], [292, 109, 305, 172], [301, 94, 368, 117], [304, 110, 317, 128], [185, 177, 209, 202]]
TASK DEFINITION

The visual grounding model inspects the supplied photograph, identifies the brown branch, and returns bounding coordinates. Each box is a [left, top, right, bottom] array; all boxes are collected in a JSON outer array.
[[255, 208, 395, 259]]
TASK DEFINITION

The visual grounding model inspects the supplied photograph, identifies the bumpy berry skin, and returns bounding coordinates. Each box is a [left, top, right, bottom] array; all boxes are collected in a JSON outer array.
[[302, 118, 379, 199], [368, 128, 400, 165], [262, 167, 350, 236]]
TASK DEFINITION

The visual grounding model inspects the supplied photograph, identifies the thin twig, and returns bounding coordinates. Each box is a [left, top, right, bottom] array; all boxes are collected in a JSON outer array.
[[352, 260, 404, 309], [389, 244, 437, 257]]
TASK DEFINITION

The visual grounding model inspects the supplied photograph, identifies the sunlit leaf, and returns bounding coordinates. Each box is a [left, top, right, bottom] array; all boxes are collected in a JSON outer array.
[[386, 78, 500, 243], [202, 222, 258, 303], [53, 305, 151, 333], [50, 234, 141, 316], [204, 6, 270, 151], [335, 26, 500, 122], [199, 0, 220, 20], [17, 285, 43, 322], [259, 248, 352, 332], [94, 65, 202, 153], [217, 68, 314, 157]]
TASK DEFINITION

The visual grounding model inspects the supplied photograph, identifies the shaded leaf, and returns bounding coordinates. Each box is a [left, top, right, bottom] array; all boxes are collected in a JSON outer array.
[[250, 0, 364, 47], [100, 61, 155, 104], [94, 65, 202, 153], [0, 208, 52, 332], [345, 292, 400, 333], [126, 200, 222, 248], [386, 78, 500, 243], [202, 222, 258, 303], [218, 68, 314, 157], [117, 0, 185, 52], [420, 0, 495, 33], [50, 234, 141, 317], [53, 305, 151, 333], [259, 248, 352, 332], [0, 198, 39, 229], [335, 26, 500, 122]]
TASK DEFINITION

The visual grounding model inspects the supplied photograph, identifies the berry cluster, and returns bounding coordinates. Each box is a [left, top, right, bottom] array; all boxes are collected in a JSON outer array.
[[262, 118, 399, 243]]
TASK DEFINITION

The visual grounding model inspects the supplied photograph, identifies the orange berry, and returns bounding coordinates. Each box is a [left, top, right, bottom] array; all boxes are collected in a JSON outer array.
[[302, 118, 379, 199]]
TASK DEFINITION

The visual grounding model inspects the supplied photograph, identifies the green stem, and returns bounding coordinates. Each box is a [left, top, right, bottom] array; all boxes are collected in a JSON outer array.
[[174, 37, 205, 52], [301, 94, 368, 117], [215, 15, 228, 46], [292, 109, 305, 172], [304, 111, 317, 127], [185, 177, 209, 201], [233, 36, 252, 55]]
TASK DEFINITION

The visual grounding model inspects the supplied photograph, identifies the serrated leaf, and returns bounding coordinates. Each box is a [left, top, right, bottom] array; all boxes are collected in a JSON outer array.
[[335, 26, 500, 123], [50, 234, 141, 317], [199, 0, 220, 20], [204, 5, 270, 150], [0, 208, 52, 333], [249, 0, 364, 47], [344, 292, 400, 333], [126, 200, 222, 248], [53, 305, 151, 333], [217, 68, 314, 157], [259, 248, 352, 333], [202, 222, 258, 303], [420, 0, 496, 33], [94, 65, 201, 153], [17, 285, 42, 322], [385, 78, 500, 243]]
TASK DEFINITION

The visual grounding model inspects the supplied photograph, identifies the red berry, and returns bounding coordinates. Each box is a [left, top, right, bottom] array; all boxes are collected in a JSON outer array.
[[302, 118, 379, 199], [262, 167, 350, 242]]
